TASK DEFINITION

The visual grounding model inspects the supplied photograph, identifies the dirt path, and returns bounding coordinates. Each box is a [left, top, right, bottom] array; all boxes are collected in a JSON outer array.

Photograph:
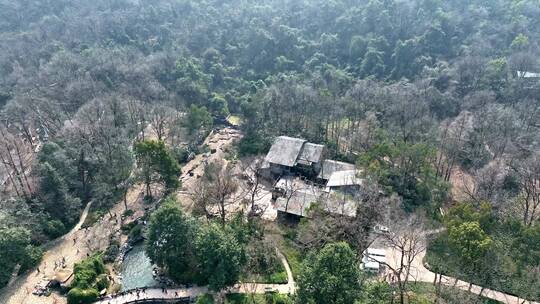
[[0, 182, 148, 304], [0, 126, 243, 304], [176, 127, 243, 209]]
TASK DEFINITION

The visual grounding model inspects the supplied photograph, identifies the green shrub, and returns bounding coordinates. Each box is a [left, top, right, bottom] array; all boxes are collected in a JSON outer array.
[[103, 240, 120, 263], [173, 147, 190, 164], [43, 220, 66, 238], [122, 209, 134, 217], [95, 273, 109, 291], [120, 221, 136, 234], [67, 287, 99, 304], [196, 294, 215, 304], [265, 293, 292, 304], [269, 271, 288, 284], [280, 241, 302, 279], [237, 132, 269, 156], [71, 254, 106, 289], [128, 224, 143, 240]]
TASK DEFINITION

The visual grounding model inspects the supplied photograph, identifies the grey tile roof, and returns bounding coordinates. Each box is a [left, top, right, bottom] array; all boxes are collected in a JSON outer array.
[[276, 190, 321, 217], [264, 136, 306, 167], [275, 177, 358, 217], [297, 143, 324, 165], [317, 159, 356, 180], [326, 170, 363, 187]]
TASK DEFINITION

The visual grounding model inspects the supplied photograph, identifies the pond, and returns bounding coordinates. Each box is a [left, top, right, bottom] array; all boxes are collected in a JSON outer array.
[[120, 243, 159, 291]]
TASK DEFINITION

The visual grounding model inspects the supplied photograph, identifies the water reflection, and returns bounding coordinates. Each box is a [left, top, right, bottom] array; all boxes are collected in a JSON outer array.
[[120, 243, 159, 291]]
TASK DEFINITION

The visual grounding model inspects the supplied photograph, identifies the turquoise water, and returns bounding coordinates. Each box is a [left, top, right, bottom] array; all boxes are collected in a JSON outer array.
[[120, 244, 159, 291]]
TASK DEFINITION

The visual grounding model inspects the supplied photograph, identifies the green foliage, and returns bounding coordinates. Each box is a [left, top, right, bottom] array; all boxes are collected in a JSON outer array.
[[67, 287, 100, 304], [237, 131, 270, 156], [43, 219, 67, 238], [427, 202, 540, 300], [103, 239, 120, 263], [122, 209, 134, 217], [448, 221, 492, 266], [510, 33, 529, 50], [71, 254, 106, 289], [145, 197, 199, 283], [359, 138, 448, 211], [245, 238, 288, 284], [195, 223, 247, 291], [196, 294, 215, 304], [361, 281, 393, 304], [280, 240, 303, 279], [134, 139, 181, 194], [225, 293, 292, 304], [185, 104, 213, 134], [68, 254, 107, 304], [175, 57, 211, 105], [444, 202, 494, 232], [38, 162, 82, 226], [128, 223, 143, 240], [296, 242, 361, 304], [0, 227, 43, 288], [209, 93, 229, 116], [146, 196, 248, 290]]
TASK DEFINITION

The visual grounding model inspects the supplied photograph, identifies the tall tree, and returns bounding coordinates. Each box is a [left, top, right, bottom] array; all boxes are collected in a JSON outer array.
[[145, 197, 199, 283], [296, 242, 362, 304], [195, 223, 246, 291], [134, 139, 180, 197]]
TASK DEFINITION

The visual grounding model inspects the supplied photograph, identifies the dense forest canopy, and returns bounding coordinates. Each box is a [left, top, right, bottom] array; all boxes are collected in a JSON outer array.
[[0, 0, 539, 302]]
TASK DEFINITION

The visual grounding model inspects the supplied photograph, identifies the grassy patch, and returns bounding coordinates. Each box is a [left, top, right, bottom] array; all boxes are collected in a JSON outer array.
[[242, 269, 288, 284], [196, 293, 214, 304], [278, 239, 302, 280], [227, 115, 243, 126], [243, 236, 289, 284], [407, 282, 502, 304]]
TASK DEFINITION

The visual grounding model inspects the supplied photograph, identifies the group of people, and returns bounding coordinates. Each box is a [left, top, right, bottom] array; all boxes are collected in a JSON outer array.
[[99, 286, 185, 303]]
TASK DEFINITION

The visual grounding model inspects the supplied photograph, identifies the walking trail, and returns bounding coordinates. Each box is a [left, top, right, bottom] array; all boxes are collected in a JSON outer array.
[[0, 127, 248, 304], [0, 181, 148, 304]]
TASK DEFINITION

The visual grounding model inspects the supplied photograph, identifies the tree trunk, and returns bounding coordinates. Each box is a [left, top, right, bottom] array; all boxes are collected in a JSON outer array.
[[146, 181, 151, 197], [124, 191, 128, 210]]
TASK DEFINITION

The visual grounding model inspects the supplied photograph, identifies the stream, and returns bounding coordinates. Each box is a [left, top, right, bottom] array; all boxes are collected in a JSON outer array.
[[120, 243, 159, 291]]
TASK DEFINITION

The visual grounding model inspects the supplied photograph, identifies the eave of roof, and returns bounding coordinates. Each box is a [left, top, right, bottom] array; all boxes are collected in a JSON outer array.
[[264, 136, 306, 167]]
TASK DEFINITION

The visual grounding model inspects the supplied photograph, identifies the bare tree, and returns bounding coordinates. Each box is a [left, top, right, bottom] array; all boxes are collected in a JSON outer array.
[[239, 156, 266, 218], [193, 160, 245, 226], [0, 125, 34, 198], [376, 215, 426, 304], [149, 104, 174, 141], [510, 153, 540, 226], [436, 111, 472, 182]]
